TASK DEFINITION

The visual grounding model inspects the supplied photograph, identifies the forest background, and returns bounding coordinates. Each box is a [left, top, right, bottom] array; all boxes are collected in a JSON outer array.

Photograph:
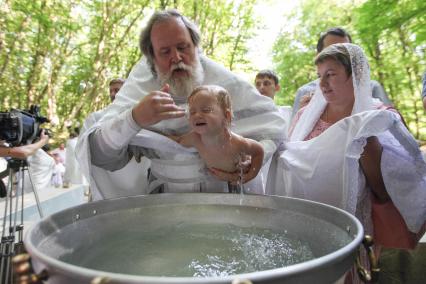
[[1, 0, 425, 145]]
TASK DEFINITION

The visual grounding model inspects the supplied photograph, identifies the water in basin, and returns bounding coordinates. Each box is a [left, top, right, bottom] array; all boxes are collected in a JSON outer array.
[[60, 222, 315, 277]]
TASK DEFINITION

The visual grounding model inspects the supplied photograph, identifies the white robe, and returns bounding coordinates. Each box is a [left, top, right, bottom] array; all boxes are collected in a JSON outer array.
[[63, 137, 85, 185], [79, 110, 151, 200], [272, 108, 426, 235], [76, 55, 286, 200], [25, 149, 55, 193], [275, 43, 426, 235]]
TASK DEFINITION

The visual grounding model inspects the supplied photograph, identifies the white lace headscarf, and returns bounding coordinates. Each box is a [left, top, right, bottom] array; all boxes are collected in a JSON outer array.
[[290, 43, 380, 141]]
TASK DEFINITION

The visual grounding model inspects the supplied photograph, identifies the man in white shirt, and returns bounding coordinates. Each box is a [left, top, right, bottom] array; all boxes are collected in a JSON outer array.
[[255, 70, 292, 135]]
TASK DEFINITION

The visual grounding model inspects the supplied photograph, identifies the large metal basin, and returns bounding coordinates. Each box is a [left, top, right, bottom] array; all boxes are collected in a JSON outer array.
[[24, 193, 363, 283]]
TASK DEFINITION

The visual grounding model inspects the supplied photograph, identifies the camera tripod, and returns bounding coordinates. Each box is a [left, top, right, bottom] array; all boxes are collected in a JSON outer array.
[[0, 158, 44, 284]]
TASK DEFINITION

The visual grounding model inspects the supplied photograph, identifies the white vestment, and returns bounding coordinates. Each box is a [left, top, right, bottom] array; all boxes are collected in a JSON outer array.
[[63, 137, 85, 185], [79, 110, 151, 200], [25, 149, 55, 193], [278, 106, 292, 137], [275, 110, 426, 234], [76, 55, 286, 200]]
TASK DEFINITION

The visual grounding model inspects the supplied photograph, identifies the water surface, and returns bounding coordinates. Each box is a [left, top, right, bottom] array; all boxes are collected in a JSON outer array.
[[61, 223, 315, 277]]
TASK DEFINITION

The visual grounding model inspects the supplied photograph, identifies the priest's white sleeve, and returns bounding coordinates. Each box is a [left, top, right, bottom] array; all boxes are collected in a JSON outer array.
[[89, 109, 141, 171]]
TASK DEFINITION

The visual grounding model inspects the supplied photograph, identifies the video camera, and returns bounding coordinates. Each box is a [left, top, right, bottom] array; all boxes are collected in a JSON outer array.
[[0, 105, 49, 147]]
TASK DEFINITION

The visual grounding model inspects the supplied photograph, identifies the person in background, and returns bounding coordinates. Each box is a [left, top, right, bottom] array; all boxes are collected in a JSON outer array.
[[1, 130, 53, 196], [63, 127, 85, 187], [255, 70, 292, 136], [273, 43, 425, 283], [82, 78, 127, 132], [76, 9, 285, 200], [51, 152, 65, 188], [255, 70, 281, 99], [169, 85, 264, 186], [291, 27, 393, 117], [422, 71, 426, 110], [51, 142, 66, 165], [109, 78, 125, 102], [422, 71, 426, 162]]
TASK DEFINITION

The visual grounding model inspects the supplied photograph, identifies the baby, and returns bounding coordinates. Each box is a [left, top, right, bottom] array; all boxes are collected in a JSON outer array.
[[171, 85, 264, 183]]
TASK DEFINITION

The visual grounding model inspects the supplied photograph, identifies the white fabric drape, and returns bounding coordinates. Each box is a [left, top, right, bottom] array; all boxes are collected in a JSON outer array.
[[25, 149, 55, 193], [63, 137, 85, 185], [272, 43, 426, 235], [78, 111, 151, 201]]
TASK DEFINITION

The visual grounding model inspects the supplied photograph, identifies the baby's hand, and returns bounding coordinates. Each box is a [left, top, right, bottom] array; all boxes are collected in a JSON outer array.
[[208, 167, 241, 184], [235, 153, 251, 174], [209, 154, 253, 184]]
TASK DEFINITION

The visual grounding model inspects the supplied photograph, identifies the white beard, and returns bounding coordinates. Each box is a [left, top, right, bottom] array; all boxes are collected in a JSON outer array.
[[156, 54, 204, 98]]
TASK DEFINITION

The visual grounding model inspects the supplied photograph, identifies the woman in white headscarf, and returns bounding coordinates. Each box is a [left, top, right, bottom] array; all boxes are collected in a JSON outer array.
[[274, 43, 426, 283]]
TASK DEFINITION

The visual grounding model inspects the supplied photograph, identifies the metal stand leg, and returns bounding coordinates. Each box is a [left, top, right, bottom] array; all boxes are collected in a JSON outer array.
[[0, 159, 44, 284]]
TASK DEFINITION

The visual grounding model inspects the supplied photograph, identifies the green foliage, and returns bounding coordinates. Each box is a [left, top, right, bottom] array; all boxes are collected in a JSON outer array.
[[353, 0, 426, 139]]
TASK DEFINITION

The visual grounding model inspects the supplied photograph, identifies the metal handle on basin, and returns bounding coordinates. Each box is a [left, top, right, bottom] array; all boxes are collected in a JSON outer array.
[[12, 253, 49, 284], [356, 235, 380, 283]]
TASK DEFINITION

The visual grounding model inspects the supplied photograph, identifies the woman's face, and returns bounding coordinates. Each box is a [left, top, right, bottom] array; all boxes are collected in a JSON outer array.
[[317, 58, 354, 107]]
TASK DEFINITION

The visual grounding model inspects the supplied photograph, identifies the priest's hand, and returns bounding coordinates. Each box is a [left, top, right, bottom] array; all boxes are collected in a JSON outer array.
[[131, 84, 186, 127]]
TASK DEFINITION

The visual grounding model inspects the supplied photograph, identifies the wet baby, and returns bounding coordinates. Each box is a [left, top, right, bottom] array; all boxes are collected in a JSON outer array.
[[170, 85, 264, 183]]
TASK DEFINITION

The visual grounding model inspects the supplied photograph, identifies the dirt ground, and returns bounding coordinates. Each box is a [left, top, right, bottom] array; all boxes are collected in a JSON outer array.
[[379, 244, 426, 284]]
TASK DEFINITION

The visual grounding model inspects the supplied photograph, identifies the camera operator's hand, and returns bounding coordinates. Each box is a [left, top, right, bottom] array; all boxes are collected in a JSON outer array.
[[39, 129, 49, 145], [0, 129, 50, 160]]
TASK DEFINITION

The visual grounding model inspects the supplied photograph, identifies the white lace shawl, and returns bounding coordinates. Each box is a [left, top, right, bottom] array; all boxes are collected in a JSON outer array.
[[290, 44, 377, 142]]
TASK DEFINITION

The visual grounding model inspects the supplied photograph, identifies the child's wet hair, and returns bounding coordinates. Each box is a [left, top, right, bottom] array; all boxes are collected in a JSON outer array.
[[188, 85, 233, 119]]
